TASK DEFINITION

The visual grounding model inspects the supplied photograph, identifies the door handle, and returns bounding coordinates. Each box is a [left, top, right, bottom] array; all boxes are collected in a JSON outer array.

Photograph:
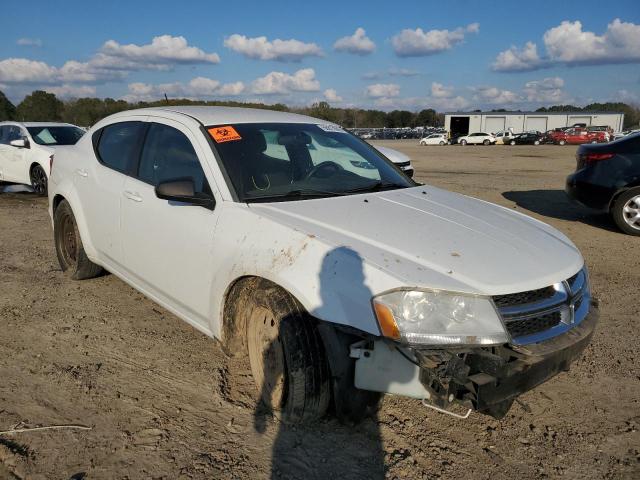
[[124, 190, 142, 202], [75, 168, 88, 178]]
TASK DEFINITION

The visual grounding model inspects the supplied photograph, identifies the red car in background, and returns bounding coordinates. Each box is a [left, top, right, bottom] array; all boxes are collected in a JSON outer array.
[[550, 127, 609, 145]]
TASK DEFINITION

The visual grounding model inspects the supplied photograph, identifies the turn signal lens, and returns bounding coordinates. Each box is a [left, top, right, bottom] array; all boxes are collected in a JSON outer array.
[[373, 302, 400, 340]]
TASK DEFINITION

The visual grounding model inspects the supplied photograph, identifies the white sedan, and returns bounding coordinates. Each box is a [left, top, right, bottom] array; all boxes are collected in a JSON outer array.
[[457, 132, 496, 145], [419, 133, 447, 145], [0, 122, 84, 195], [48, 106, 596, 423]]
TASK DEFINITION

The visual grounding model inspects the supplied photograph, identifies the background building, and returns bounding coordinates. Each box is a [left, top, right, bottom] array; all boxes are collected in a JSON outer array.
[[444, 111, 625, 136]]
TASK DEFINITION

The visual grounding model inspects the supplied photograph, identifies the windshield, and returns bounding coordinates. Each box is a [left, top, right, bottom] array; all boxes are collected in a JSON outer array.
[[207, 123, 414, 202], [26, 126, 85, 146]]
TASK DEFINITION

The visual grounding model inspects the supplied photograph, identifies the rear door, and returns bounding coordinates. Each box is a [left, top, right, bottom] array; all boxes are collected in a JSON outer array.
[[78, 118, 147, 266], [120, 118, 220, 330]]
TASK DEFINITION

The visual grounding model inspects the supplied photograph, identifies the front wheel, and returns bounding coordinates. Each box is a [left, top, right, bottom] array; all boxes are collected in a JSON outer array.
[[246, 282, 331, 423], [54, 200, 103, 279], [558, 140, 566, 146], [30, 164, 48, 196], [439, 141, 445, 145], [611, 188, 640, 236], [483, 139, 490, 146], [460, 139, 467, 145]]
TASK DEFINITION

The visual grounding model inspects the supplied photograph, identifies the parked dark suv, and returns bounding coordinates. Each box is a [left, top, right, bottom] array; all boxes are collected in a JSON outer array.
[[566, 132, 640, 235]]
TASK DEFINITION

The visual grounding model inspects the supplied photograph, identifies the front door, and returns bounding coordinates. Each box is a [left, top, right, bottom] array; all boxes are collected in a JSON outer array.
[[120, 118, 219, 330]]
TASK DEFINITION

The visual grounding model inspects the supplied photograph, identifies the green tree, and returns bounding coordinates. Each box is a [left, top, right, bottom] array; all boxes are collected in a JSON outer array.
[[0, 91, 16, 121], [415, 108, 438, 127], [16, 90, 64, 121]]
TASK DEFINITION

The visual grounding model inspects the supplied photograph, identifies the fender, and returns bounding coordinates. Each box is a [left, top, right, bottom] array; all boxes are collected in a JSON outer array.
[[51, 179, 101, 265]]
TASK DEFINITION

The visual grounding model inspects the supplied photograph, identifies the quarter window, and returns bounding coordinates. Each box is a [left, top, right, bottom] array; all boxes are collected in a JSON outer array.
[[138, 123, 210, 194], [96, 122, 145, 172]]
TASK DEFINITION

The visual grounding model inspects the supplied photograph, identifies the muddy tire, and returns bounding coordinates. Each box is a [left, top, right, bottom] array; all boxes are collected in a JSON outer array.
[[611, 187, 640, 236], [30, 164, 48, 196], [244, 279, 330, 423], [54, 200, 103, 280]]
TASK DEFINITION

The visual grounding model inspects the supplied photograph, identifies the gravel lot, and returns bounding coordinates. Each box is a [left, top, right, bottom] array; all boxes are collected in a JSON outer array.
[[0, 141, 638, 479]]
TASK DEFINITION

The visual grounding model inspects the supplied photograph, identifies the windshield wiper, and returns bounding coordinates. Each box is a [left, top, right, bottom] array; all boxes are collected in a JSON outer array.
[[244, 188, 343, 203], [342, 181, 408, 194]]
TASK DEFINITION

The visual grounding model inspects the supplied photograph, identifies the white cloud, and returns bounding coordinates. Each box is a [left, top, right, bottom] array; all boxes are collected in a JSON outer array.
[[44, 85, 97, 98], [333, 28, 376, 55], [98, 35, 220, 68], [388, 67, 419, 77], [362, 71, 384, 80], [324, 88, 343, 102], [431, 82, 455, 98], [391, 23, 479, 57], [365, 83, 400, 98], [492, 19, 640, 71], [251, 68, 320, 94], [0, 58, 58, 83], [472, 86, 520, 105], [17, 38, 42, 47], [122, 77, 245, 102], [224, 34, 323, 62], [523, 77, 565, 103], [492, 42, 544, 72]]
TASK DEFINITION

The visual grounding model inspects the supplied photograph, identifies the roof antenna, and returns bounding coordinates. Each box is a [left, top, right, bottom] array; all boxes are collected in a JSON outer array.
[[164, 93, 169, 105]]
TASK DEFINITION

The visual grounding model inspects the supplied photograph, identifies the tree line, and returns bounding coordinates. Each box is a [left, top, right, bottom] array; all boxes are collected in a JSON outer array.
[[1, 89, 638, 129]]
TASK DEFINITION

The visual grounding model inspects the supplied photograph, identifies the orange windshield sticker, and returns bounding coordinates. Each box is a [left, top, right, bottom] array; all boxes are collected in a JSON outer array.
[[208, 126, 242, 143]]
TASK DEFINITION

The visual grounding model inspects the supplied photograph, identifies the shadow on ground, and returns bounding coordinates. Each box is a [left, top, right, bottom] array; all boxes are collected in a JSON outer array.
[[502, 189, 618, 233]]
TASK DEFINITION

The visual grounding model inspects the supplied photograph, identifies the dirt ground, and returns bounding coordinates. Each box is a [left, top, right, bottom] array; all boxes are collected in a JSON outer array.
[[0, 142, 638, 480]]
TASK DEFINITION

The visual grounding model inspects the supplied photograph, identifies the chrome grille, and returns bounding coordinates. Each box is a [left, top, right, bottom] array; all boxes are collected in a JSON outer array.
[[493, 268, 590, 345]]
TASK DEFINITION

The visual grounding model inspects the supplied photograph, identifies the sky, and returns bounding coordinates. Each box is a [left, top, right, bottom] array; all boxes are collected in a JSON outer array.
[[1, 0, 639, 111]]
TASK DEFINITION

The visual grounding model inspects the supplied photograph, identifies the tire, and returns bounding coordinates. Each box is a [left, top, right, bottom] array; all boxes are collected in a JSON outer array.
[[30, 164, 48, 196], [509, 140, 516, 146], [611, 188, 640, 236], [245, 280, 330, 423], [54, 200, 103, 279], [439, 141, 445, 145], [460, 139, 467, 145], [591, 140, 598, 144], [483, 139, 490, 146], [558, 140, 566, 146], [534, 140, 540, 145]]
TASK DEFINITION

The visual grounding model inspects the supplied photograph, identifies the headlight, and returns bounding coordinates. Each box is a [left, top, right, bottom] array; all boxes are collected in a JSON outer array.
[[372, 289, 508, 346]]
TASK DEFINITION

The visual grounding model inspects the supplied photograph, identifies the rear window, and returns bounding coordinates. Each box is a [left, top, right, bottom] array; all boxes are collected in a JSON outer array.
[[95, 122, 145, 173]]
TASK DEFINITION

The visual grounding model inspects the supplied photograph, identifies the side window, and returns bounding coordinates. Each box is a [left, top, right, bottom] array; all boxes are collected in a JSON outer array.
[[0, 126, 7, 144], [6, 126, 24, 142], [96, 121, 144, 173], [138, 123, 210, 194]]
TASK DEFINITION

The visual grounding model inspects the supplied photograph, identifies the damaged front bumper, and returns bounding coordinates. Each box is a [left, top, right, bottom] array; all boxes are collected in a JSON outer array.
[[352, 304, 598, 419]]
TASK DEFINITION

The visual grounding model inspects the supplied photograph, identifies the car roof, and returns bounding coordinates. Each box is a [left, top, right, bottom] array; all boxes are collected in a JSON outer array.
[[111, 106, 334, 126]]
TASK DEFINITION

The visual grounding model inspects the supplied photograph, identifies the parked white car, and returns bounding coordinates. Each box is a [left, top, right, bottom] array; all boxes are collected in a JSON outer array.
[[493, 130, 515, 145], [419, 133, 447, 146], [458, 132, 496, 146], [0, 122, 84, 195], [48, 106, 597, 422], [376, 146, 414, 177]]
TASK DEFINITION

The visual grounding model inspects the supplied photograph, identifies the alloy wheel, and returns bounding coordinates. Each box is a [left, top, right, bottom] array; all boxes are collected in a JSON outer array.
[[30, 166, 47, 195], [622, 195, 640, 231]]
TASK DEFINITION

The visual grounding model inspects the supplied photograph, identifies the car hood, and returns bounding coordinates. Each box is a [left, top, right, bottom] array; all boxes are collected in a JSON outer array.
[[249, 186, 583, 295], [375, 146, 410, 165]]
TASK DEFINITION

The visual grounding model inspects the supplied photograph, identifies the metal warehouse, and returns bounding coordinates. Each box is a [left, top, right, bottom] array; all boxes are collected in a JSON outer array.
[[444, 111, 625, 136]]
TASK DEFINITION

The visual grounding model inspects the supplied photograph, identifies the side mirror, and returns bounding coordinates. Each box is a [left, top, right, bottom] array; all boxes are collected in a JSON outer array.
[[10, 138, 29, 148], [155, 178, 215, 211]]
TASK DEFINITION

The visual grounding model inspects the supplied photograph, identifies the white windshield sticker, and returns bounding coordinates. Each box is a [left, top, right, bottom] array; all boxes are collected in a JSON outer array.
[[317, 124, 346, 133]]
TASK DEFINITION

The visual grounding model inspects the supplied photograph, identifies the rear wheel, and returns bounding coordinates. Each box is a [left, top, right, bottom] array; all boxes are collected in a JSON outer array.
[[54, 200, 103, 279], [558, 140, 566, 146], [611, 188, 640, 236], [439, 141, 445, 145], [245, 281, 331, 423], [30, 164, 47, 196], [460, 139, 467, 145]]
